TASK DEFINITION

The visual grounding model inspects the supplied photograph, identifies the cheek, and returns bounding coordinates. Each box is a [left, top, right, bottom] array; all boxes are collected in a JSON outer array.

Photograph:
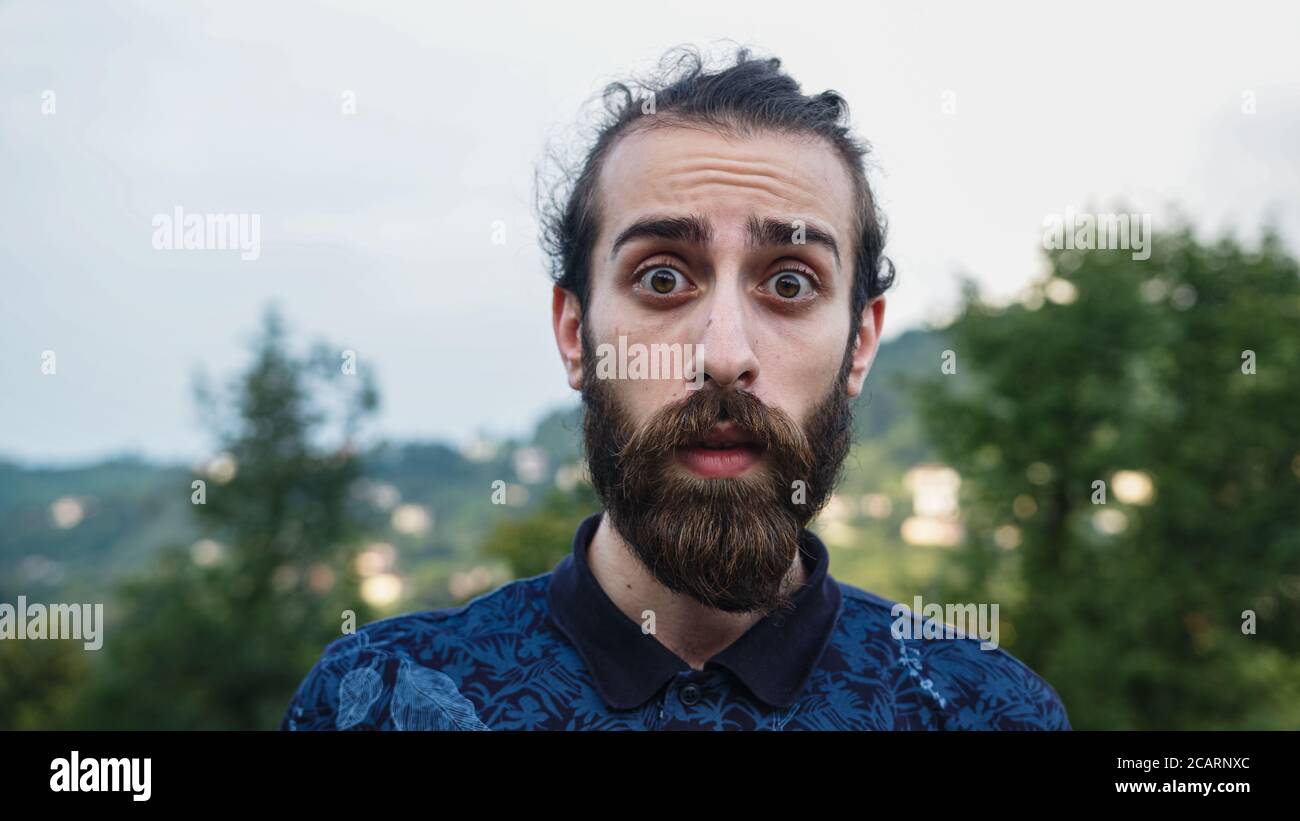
[[585, 323, 698, 422], [754, 316, 848, 419], [612, 380, 683, 432]]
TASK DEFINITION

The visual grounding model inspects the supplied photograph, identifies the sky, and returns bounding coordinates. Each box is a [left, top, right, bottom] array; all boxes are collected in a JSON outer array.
[[2, 0, 1298, 464]]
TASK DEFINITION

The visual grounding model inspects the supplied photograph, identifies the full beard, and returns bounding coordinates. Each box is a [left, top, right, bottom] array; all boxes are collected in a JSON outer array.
[[579, 330, 855, 616]]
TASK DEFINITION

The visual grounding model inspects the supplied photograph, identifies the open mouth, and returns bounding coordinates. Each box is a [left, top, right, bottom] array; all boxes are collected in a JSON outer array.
[[676, 423, 763, 478]]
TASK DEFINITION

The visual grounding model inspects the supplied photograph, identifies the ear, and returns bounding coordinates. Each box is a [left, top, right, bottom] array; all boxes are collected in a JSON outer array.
[[552, 285, 584, 391], [846, 296, 886, 398]]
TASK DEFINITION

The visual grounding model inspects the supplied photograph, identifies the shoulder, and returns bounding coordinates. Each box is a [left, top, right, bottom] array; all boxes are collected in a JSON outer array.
[[279, 572, 552, 731], [835, 582, 1072, 730]]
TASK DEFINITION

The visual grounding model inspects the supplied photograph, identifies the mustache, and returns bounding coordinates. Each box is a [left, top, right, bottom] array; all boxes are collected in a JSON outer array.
[[616, 386, 814, 478]]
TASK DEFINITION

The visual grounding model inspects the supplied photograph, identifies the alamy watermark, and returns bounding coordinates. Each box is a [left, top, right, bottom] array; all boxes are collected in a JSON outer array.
[[1042, 208, 1152, 261], [50, 751, 151, 802], [891, 595, 1000, 651], [593, 335, 705, 389], [151, 205, 261, 260], [0, 595, 104, 650]]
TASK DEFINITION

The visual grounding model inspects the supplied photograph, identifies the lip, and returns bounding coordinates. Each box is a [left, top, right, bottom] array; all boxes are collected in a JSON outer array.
[[677, 444, 762, 478], [696, 421, 754, 448], [677, 424, 762, 478]]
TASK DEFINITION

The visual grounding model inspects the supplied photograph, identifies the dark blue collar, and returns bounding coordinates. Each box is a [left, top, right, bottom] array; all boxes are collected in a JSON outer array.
[[546, 512, 844, 710]]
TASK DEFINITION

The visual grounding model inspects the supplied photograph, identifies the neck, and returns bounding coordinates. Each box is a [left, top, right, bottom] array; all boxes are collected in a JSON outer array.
[[587, 512, 808, 670]]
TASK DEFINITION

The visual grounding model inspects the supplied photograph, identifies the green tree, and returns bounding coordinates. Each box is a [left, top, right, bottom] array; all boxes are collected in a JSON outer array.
[[73, 308, 380, 729], [0, 638, 89, 730], [913, 223, 1300, 729], [483, 483, 601, 579]]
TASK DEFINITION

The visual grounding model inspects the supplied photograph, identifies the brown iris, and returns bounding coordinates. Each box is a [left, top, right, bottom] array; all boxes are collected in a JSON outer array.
[[774, 273, 802, 298], [650, 269, 677, 294]]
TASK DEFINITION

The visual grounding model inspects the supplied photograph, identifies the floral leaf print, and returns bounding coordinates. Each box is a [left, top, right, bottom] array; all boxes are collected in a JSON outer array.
[[335, 666, 384, 730], [771, 702, 800, 731], [495, 695, 549, 730], [391, 658, 490, 731]]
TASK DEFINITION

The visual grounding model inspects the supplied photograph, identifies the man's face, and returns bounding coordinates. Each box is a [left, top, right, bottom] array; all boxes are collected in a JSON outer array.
[[553, 124, 885, 614]]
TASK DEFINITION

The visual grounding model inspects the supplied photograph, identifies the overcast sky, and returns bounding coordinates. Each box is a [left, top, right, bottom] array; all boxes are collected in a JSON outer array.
[[2, 0, 1298, 465]]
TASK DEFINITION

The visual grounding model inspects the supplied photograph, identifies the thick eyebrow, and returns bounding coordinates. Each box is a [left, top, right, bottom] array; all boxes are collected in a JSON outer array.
[[746, 215, 841, 268], [609, 214, 713, 260], [608, 212, 840, 269]]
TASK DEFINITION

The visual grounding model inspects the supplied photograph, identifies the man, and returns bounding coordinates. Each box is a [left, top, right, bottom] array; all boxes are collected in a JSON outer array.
[[282, 46, 1070, 731]]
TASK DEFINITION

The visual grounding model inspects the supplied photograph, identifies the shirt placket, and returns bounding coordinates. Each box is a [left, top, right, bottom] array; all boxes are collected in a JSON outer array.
[[657, 670, 721, 730]]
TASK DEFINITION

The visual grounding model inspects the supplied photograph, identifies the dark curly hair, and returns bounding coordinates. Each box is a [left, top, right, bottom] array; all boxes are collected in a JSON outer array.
[[535, 44, 894, 347]]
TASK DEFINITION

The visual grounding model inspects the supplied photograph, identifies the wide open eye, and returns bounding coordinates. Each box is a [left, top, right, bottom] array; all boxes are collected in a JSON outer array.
[[764, 270, 814, 299], [638, 265, 688, 295]]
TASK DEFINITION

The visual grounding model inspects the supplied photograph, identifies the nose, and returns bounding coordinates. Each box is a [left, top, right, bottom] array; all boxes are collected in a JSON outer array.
[[697, 280, 759, 392]]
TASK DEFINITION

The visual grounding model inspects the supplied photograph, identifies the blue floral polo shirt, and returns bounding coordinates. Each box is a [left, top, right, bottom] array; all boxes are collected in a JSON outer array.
[[281, 512, 1071, 730]]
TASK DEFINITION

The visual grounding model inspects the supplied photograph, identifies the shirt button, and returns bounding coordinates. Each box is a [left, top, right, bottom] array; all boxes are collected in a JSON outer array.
[[679, 683, 702, 707]]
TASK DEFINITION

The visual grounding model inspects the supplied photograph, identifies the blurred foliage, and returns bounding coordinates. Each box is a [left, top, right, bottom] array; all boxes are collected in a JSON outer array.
[[483, 483, 601, 578], [63, 307, 378, 729], [911, 223, 1300, 729], [0, 634, 89, 730]]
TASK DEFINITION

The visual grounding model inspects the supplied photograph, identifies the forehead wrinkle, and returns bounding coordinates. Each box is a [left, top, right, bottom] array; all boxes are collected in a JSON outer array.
[[660, 171, 816, 210], [656, 157, 829, 205], [606, 125, 851, 197]]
